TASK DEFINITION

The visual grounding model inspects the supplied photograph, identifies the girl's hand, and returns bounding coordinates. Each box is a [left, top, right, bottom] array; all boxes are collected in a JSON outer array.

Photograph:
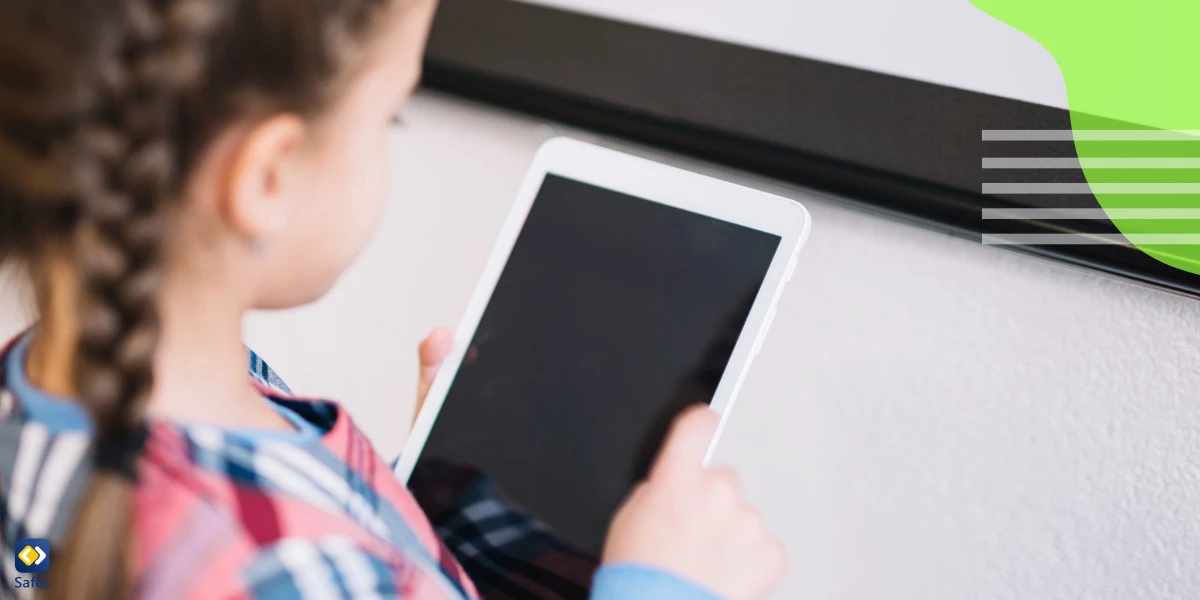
[[602, 406, 788, 600], [415, 326, 454, 427]]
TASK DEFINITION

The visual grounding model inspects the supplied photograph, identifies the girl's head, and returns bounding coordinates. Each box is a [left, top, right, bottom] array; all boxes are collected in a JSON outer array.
[[0, 0, 436, 596]]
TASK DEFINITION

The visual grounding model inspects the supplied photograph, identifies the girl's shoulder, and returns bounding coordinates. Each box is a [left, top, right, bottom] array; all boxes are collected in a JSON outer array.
[[127, 396, 477, 599], [0, 340, 476, 599]]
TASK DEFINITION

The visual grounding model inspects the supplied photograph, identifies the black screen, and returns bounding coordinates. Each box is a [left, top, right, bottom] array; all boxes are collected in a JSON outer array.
[[410, 175, 780, 562]]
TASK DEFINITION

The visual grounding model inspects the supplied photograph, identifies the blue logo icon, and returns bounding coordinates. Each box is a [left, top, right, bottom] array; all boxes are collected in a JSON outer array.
[[15, 538, 49, 573]]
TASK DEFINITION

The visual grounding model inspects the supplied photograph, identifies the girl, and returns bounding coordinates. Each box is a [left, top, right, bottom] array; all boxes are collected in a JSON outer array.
[[0, 0, 786, 598]]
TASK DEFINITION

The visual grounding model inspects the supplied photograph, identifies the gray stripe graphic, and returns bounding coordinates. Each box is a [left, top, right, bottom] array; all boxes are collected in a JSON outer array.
[[983, 233, 1200, 245], [983, 130, 1200, 141], [983, 157, 1200, 169], [983, 183, 1200, 195], [982, 208, 1200, 220]]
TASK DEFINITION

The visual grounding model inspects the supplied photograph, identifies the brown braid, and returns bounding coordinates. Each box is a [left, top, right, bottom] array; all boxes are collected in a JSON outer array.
[[73, 0, 216, 458], [50, 2, 231, 598], [0, 0, 400, 598]]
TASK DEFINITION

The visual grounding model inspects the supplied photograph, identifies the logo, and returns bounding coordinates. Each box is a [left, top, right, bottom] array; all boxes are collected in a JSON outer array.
[[15, 538, 49, 574]]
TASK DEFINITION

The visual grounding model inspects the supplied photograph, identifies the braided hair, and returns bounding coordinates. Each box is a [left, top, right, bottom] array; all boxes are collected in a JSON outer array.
[[0, 0, 396, 597]]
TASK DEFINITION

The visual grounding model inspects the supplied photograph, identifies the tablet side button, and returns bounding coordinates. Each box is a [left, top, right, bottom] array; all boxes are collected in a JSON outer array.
[[755, 307, 778, 355]]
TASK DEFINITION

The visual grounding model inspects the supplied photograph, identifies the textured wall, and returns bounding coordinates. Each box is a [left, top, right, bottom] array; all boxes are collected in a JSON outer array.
[[4, 92, 1198, 599]]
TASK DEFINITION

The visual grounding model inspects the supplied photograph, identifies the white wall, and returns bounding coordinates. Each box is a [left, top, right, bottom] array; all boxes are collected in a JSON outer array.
[[4, 92, 1198, 598]]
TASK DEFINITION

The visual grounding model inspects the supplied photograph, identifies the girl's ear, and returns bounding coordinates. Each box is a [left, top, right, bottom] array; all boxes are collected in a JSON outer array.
[[222, 114, 307, 241]]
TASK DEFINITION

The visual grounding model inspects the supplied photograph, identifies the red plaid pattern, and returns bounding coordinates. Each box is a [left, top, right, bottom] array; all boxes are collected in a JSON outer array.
[[1, 337, 478, 600]]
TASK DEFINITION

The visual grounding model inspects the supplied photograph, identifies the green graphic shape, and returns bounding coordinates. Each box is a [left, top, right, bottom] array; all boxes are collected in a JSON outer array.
[[970, 0, 1200, 274]]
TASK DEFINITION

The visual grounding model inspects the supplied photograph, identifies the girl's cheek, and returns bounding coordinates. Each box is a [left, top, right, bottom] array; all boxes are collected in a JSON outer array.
[[344, 130, 392, 250], [365, 132, 391, 228]]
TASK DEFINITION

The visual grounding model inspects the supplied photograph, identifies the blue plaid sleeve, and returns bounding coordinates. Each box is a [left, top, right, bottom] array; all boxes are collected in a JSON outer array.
[[590, 564, 721, 600]]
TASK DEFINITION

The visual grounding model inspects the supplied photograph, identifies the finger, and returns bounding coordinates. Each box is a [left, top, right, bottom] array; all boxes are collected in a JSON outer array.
[[749, 538, 789, 599], [611, 481, 649, 522], [708, 466, 743, 498], [419, 327, 454, 372], [650, 405, 719, 479], [415, 327, 453, 425], [417, 327, 453, 399]]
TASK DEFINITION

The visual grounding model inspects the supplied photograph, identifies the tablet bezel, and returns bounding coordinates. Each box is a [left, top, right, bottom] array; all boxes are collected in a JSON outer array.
[[394, 137, 811, 481]]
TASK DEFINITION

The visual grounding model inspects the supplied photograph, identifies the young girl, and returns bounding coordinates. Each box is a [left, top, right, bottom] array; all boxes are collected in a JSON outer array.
[[0, 0, 786, 598]]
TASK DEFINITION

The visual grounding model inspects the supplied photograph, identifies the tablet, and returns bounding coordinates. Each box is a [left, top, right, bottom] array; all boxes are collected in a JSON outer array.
[[395, 138, 810, 557]]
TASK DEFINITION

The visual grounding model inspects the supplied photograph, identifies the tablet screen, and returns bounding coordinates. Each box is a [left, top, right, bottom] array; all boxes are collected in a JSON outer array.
[[409, 174, 780, 561]]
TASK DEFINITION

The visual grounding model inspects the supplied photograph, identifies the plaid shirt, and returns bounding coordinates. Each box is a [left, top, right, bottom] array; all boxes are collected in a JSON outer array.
[[1, 336, 717, 600], [1, 336, 477, 600]]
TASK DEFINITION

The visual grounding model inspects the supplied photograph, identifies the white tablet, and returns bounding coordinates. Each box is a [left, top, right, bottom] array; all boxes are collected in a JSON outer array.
[[395, 137, 810, 556]]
